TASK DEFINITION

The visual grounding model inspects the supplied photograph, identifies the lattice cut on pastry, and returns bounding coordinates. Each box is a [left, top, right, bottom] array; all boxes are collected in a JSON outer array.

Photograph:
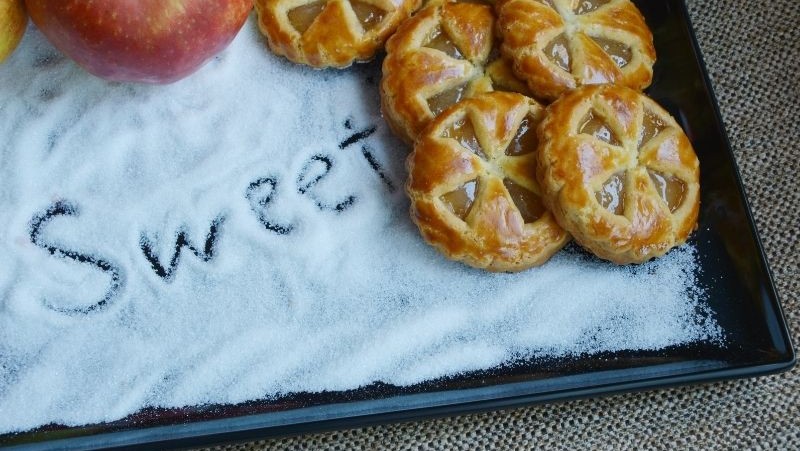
[[255, 0, 421, 68], [406, 91, 570, 271], [595, 171, 626, 215], [505, 115, 538, 156], [578, 109, 623, 146], [440, 178, 479, 220], [574, 0, 611, 15], [496, 0, 656, 101], [381, 1, 532, 145], [537, 84, 700, 264], [441, 115, 488, 159], [424, 26, 464, 59], [427, 83, 470, 118]]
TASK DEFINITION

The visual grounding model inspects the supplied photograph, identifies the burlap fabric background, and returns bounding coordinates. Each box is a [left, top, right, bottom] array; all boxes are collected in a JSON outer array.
[[202, 0, 800, 448]]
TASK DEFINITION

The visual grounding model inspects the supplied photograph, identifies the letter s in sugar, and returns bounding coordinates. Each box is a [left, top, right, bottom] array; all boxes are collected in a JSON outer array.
[[28, 201, 124, 315]]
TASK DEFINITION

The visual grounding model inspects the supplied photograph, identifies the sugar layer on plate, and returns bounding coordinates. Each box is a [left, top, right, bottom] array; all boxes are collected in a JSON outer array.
[[0, 20, 721, 433]]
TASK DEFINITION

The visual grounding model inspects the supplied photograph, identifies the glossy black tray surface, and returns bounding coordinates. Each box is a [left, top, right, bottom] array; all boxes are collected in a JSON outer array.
[[1, 0, 794, 449]]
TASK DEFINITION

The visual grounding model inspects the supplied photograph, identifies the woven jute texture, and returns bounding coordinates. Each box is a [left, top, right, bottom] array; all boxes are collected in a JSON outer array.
[[202, 0, 799, 449]]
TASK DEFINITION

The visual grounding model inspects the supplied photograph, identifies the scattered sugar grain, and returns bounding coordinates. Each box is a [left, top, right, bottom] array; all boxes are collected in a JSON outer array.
[[0, 20, 721, 433]]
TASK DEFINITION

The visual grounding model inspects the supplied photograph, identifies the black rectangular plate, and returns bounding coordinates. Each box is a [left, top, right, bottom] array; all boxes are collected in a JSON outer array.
[[1, 0, 794, 449]]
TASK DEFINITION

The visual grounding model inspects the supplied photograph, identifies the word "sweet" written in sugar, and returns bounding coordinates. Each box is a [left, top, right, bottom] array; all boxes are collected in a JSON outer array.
[[26, 124, 390, 316]]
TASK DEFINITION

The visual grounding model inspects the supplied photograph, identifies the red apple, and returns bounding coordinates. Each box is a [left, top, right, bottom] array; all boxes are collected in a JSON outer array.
[[0, 0, 27, 64], [24, 0, 252, 83]]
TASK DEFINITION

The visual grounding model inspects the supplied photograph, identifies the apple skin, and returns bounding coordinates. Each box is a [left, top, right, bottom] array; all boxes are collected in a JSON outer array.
[[0, 0, 27, 64], [24, 0, 252, 83]]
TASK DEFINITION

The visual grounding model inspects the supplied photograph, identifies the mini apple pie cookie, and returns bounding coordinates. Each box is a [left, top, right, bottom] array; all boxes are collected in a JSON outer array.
[[496, 0, 655, 101], [537, 85, 700, 264], [381, 1, 530, 144], [255, 0, 421, 68], [407, 91, 569, 271]]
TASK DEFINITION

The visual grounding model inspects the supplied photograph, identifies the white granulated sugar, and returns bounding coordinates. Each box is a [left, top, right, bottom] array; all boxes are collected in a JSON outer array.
[[0, 19, 721, 433]]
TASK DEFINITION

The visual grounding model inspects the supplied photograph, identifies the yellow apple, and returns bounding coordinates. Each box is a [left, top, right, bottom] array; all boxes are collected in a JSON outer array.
[[0, 0, 27, 64]]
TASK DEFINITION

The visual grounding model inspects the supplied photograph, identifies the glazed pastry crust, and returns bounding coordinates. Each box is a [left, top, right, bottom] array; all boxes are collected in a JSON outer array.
[[255, 0, 421, 68], [380, 1, 529, 145], [407, 91, 570, 271], [537, 84, 700, 264], [497, 0, 655, 101]]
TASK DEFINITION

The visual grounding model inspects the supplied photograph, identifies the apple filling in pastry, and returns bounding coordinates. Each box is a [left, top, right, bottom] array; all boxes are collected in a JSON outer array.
[[594, 169, 687, 217], [503, 178, 546, 223], [428, 84, 469, 117], [648, 170, 687, 213], [579, 110, 622, 146], [590, 36, 633, 69], [441, 117, 486, 159], [286, 0, 386, 33], [287, 2, 327, 33], [381, 1, 531, 144], [351, 0, 388, 30], [595, 172, 626, 215], [440, 179, 479, 220], [505, 116, 538, 156], [497, 0, 656, 100], [537, 84, 700, 264], [425, 26, 464, 59], [543, 33, 571, 73], [574, 0, 610, 15], [255, 0, 421, 68], [407, 91, 569, 272]]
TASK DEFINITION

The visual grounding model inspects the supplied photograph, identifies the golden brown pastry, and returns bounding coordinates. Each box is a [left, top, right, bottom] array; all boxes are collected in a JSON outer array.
[[380, 1, 530, 145], [496, 0, 656, 101], [537, 84, 700, 264], [255, 0, 421, 68], [407, 91, 570, 271]]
